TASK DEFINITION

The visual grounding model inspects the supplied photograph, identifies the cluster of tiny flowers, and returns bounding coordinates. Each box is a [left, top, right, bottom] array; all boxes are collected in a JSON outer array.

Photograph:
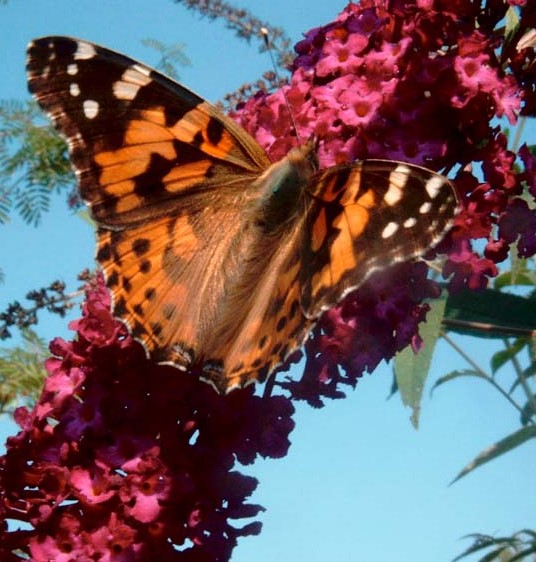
[[232, 0, 536, 400], [0, 275, 294, 561]]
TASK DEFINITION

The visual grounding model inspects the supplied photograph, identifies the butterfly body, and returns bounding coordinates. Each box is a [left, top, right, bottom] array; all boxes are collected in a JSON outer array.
[[27, 37, 458, 393]]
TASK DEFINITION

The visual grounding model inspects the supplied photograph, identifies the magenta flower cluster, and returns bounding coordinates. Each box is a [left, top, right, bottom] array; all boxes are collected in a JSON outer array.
[[0, 276, 294, 561], [233, 0, 536, 401], [2, 1, 535, 560]]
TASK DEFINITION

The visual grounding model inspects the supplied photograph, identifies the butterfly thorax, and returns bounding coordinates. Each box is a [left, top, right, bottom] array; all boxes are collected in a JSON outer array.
[[252, 141, 318, 231]]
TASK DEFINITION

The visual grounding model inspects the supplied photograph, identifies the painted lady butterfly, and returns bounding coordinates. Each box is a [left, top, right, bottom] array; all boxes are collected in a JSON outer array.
[[27, 37, 458, 393]]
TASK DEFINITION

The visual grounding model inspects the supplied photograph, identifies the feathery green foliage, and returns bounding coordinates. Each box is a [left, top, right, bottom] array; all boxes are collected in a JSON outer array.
[[141, 37, 191, 81], [0, 99, 73, 226], [0, 329, 48, 415]]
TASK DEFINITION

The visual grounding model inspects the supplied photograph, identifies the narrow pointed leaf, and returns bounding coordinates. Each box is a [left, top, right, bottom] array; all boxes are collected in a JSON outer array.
[[491, 338, 527, 375], [451, 425, 536, 484], [430, 369, 485, 395], [509, 545, 536, 562], [452, 535, 501, 561]]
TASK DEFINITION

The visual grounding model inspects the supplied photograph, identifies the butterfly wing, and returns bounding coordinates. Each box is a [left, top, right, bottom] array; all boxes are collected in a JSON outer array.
[[301, 160, 458, 317], [27, 36, 271, 226], [26, 36, 272, 370]]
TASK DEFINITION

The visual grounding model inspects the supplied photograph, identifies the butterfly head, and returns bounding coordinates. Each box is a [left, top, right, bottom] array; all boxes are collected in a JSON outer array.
[[286, 137, 319, 176]]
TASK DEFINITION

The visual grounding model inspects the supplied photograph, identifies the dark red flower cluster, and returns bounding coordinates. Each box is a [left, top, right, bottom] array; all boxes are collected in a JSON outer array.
[[281, 262, 440, 406], [232, 0, 536, 396], [0, 275, 294, 561]]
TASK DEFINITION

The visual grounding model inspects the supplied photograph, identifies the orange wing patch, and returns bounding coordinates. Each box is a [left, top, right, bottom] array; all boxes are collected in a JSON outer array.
[[97, 213, 211, 367]]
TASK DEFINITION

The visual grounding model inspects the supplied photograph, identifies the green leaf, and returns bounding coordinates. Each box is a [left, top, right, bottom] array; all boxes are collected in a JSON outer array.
[[430, 369, 485, 395], [394, 296, 446, 428], [509, 363, 536, 394], [490, 338, 527, 375], [505, 6, 520, 42], [453, 530, 536, 562], [495, 251, 536, 290], [509, 545, 536, 562], [387, 371, 399, 399], [0, 99, 74, 225], [451, 425, 536, 484], [519, 395, 536, 426], [452, 534, 504, 561], [141, 38, 191, 81], [444, 289, 536, 339]]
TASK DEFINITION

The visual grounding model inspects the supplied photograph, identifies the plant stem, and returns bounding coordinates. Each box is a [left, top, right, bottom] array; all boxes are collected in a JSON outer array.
[[504, 338, 536, 424], [441, 331, 525, 414]]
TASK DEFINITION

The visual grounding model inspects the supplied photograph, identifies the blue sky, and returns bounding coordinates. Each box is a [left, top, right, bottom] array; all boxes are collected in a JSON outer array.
[[1, 1, 535, 561]]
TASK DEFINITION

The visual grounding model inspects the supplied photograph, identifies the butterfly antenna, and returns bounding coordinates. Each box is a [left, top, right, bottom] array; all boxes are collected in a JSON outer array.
[[261, 27, 301, 143]]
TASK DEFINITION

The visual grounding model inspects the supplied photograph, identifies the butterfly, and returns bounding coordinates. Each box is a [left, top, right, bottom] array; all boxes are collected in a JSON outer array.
[[26, 36, 458, 394]]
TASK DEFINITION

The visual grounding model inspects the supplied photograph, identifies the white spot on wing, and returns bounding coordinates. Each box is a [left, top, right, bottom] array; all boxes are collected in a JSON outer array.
[[388, 165, 410, 188], [384, 171, 404, 206], [75, 41, 97, 60], [425, 176, 445, 199], [439, 201, 453, 214], [67, 64, 78, 76], [419, 201, 432, 214], [404, 217, 417, 228], [69, 83, 80, 97], [113, 67, 152, 100], [381, 221, 399, 239], [113, 82, 139, 101], [83, 99, 99, 119], [124, 67, 153, 86]]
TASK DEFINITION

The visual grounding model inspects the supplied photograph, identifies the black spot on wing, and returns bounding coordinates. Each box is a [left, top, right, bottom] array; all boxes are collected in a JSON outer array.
[[107, 271, 119, 288], [144, 287, 156, 301], [114, 297, 128, 317], [133, 152, 175, 199], [163, 303, 176, 320], [140, 260, 151, 274], [133, 238, 150, 256], [206, 118, 224, 146], [96, 242, 112, 262]]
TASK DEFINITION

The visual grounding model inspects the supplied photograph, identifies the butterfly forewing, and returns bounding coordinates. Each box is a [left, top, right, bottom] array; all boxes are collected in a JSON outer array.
[[26, 36, 271, 228], [302, 160, 458, 317], [27, 36, 459, 394]]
